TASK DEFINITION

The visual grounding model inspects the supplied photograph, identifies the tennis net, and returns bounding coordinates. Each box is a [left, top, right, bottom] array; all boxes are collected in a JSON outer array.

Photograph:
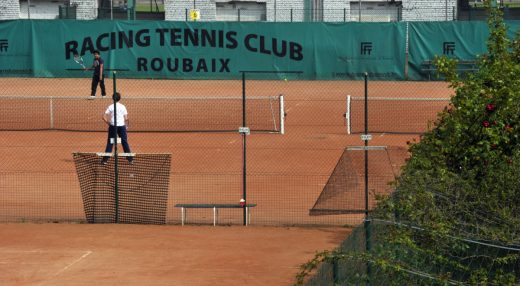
[[73, 152, 171, 224], [345, 96, 450, 134], [310, 146, 407, 216], [0, 95, 285, 133]]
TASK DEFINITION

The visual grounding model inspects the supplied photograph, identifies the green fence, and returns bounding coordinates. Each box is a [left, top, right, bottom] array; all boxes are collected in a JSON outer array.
[[305, 219, 520, 285]]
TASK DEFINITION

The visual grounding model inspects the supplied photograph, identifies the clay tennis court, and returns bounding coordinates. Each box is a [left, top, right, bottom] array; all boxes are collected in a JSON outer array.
[[0, 78, 453, 284]]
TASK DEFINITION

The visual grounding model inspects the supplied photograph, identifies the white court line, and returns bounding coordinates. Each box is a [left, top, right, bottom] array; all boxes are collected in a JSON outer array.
[[286, 102, 301, 112], [53, 250, 92, 276], [38, 250, 93, 286]]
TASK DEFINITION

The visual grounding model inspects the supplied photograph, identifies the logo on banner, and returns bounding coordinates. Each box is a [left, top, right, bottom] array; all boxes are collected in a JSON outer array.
[[443, 42, 455, 55], [0, 39, 8, 52], [360, 42, 372, 55]]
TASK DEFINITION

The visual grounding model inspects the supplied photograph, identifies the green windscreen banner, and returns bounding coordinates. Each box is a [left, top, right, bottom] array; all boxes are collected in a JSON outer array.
[[407, 21, 489, 80], [4, 20, 520, 80], [506, 20, 520, 39], [0, 20, 33, 75], [0, 20, 406, 80]]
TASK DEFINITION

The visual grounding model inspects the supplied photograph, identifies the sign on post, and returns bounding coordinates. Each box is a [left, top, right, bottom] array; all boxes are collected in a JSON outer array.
[[239, 127, 250, 135], [190, 9, 201, 21], [360, 134, 372, 141]]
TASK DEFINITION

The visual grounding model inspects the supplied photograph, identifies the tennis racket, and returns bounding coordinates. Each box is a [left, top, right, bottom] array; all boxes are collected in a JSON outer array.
[[73, 54, 86, 69]]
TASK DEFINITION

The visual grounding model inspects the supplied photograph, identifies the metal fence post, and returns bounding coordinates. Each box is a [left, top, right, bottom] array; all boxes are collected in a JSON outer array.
[[445, 0, 448, 21], [112, 72, 119, 223]]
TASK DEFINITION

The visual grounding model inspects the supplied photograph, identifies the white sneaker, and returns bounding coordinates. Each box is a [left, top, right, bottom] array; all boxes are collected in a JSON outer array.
[[88, 96, 95, 100]]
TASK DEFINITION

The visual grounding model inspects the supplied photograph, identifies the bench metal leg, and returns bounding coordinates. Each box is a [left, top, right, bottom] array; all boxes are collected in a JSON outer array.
[[213, 207, 217, 226], [181, 207, 186, 226]]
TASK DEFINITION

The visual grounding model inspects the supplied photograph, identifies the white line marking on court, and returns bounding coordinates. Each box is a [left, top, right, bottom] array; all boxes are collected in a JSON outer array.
[[54, 250, 92, 276], [38, 250, 93, 286], [286, 102, 301, 113]]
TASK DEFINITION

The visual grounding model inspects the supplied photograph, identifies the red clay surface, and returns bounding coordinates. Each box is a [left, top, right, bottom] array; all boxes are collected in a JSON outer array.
[[0, 78, 454, 285], [0, 224, 349, 286]]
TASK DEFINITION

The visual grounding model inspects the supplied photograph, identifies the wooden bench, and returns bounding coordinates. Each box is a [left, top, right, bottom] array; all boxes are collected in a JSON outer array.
[[420, 60, 478, 80], [175, 203, 257, 226]]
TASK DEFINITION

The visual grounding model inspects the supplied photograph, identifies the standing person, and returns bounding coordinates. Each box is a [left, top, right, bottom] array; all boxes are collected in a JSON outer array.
[[101, 92, 133, 165], [88, 50, 106, 99]]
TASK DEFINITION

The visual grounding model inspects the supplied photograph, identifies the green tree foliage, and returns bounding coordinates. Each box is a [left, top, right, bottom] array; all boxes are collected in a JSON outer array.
[[370, 1, 520, 284], [296, 2, 519, 285], [395, 0, 520, 243]]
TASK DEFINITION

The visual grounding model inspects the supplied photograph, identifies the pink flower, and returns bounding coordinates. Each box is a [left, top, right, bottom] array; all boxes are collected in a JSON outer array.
[[486, 103, 495, 112], [482, 121, 491, 128]]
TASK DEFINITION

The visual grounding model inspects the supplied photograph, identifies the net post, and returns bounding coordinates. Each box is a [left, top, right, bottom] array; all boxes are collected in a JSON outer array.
[[346, 95, 351, 134], [280, 94, 285, 135]]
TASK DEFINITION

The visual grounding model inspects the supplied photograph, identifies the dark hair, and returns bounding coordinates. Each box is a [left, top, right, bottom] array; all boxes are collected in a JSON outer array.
[[113, 92, 121, 102], [93, 50, 100, 55]]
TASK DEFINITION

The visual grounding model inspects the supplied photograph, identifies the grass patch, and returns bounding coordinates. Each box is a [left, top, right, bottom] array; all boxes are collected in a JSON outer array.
[[471, 1, 520, 8], [135, 3, 164, 12]]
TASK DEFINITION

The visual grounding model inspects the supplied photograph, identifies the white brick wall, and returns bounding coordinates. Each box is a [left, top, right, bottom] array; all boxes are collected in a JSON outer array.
[[70, 0, 98, 20], [0, 0, 460, 22], [0, 0, 20, 20], [323, 0, 349, 22], [165, 0, 218, 21], [402, 0, 457, 21], [165, 0, 341, 22], [19, 1, 59, 19], [268, 0, 304, 22], [11, 0, 98, 20]]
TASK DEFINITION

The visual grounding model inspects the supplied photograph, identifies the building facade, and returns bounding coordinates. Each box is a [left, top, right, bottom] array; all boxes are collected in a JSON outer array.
[[1, 0, 20, 19], [0, 0, 472, 22]]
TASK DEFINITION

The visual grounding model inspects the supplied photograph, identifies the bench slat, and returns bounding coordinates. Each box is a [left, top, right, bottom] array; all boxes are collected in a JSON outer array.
[[175, 203, 257, 208]]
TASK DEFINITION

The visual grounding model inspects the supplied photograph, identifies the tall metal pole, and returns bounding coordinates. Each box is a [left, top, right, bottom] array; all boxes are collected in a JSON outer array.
[[27, 0, 31, 19], [364, 73, 368, 221], [242, 72, 247, 226], [274, 0, 277, 22], [364, 72, 371, 285], [445, 0, 448, 21], [358, 0, 361, 22], [113, 72, 119, 223]]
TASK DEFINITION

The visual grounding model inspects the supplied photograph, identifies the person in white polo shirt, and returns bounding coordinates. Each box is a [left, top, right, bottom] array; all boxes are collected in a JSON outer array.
[[101, 92, 133, 165]]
